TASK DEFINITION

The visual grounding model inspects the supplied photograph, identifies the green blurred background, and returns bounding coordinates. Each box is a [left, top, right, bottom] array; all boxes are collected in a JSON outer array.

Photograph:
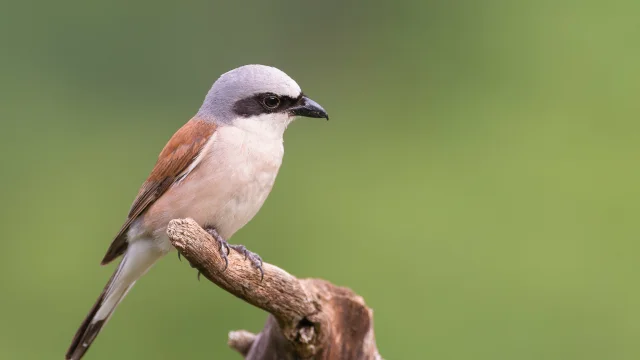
[[1, 0, 639, 359]]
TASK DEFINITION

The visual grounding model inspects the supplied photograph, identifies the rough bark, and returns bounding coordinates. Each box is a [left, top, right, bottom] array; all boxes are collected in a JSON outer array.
[[166, 218, 382, 360]]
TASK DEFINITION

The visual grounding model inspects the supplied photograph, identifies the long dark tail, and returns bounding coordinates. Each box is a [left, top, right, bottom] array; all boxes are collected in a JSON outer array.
[[65, 270, 118, 360], [66, 241, 160, 360]]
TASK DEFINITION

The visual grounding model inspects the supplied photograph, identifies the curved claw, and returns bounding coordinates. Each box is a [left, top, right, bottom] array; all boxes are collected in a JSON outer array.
[[206, 227, 231, 272], [219, 243, 230, 271], [256, 258, 264, 282], [221, 254, 229, 272]]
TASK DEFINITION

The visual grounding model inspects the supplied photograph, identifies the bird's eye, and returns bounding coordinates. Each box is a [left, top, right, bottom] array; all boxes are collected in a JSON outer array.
[[262, 95, 280, 109]]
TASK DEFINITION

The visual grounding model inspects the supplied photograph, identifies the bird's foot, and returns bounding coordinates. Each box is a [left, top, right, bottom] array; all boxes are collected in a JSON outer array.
[[205, 227, 231, 271], [204, 227, 263, 281], [229, 244, 264, 281]]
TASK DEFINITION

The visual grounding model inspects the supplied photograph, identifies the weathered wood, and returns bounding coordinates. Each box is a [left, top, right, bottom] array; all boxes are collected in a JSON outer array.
[[167, 218, 382, 359]]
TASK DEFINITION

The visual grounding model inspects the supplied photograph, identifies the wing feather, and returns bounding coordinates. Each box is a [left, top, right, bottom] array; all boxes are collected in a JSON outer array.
[[101, 118, 217, 265]]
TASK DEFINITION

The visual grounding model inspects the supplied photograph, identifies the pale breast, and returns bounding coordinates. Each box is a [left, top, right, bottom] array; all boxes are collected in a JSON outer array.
[[137, 125, 284, 245]]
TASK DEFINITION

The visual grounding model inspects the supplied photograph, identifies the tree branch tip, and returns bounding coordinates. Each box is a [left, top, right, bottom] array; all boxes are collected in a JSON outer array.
[[167, 218, 196, 235], [228, 330, 257, 356]]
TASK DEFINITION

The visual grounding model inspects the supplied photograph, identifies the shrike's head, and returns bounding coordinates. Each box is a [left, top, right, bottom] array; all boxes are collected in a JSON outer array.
[[197, 65, 328, 135]]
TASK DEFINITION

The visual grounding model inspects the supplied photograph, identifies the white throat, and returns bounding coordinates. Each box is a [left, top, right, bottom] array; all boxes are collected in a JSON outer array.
[[231, 113, 293, 140]]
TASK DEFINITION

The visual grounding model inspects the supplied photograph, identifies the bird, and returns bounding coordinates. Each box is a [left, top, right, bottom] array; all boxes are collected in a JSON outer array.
[[65, 64, 329, 360]]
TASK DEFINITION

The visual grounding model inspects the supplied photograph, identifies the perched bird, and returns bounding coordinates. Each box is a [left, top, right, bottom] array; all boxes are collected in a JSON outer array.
[[65, 64, 329, 360]]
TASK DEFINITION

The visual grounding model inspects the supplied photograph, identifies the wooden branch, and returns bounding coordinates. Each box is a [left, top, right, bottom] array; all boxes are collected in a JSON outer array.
[[167, 218, 382, 360]]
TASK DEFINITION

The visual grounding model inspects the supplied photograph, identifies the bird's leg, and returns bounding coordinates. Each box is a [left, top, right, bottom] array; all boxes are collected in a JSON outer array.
[[204, 227, 264, 281], [205, 227, 231, 271], [228, 244, 264, 281]]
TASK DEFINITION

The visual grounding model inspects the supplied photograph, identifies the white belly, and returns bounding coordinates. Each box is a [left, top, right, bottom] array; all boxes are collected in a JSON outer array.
[[131, 125, 284, 250]]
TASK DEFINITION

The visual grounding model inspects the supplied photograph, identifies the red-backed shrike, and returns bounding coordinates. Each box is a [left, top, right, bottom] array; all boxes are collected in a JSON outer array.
[[66, 64, 329, 360]]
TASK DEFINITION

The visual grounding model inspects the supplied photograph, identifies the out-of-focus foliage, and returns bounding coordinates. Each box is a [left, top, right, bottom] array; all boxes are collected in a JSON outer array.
[[1, 1, 639, 359]]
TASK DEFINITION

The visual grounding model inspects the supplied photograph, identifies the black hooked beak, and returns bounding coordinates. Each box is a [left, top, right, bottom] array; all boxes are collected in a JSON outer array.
[[289, 96, 329, 120]]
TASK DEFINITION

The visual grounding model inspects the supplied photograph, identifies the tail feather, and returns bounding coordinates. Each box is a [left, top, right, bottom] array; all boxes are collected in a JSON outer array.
[[66, 241, 161, 360], [65, 271, 117, 360]]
